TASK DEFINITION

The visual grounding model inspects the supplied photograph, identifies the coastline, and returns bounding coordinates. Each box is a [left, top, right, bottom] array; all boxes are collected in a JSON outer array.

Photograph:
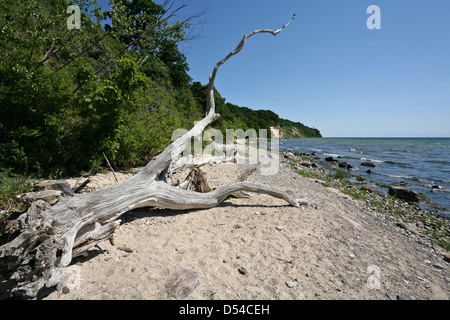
[[29, 152, 449, 300], [279, 137, 450, 217], [280, 151, 449, 254]]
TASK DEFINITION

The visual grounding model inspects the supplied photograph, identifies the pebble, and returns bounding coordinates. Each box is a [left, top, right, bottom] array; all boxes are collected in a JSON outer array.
[[62, 286, 70, 294], [432, 263, 444, 270], [276, 226, 284, 231], [238, 266, 248, 275], [305, 273, 311, 278], [285, 281, 297, 288], [386, 291, 395, 300], [117, 246, 134, 253], [242, 237, 248, 242], [319, 257, 329, 264], [341, 279, 351, 289]]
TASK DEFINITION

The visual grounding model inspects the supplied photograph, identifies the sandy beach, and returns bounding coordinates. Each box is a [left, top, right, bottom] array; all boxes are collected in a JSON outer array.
[[42, 157, 449, 300]]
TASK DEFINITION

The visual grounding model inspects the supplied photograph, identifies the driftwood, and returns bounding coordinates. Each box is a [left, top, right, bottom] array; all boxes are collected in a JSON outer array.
[[0, 15, 299, 299], [178, 168, 212, 193]]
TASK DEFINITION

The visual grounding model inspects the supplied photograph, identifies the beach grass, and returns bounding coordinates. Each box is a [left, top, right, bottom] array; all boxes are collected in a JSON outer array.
[[0, 170, 35, 211]]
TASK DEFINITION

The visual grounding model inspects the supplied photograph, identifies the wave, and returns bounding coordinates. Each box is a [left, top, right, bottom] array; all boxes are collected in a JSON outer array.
[[384, 160, 413, 168], [376, 172, 450, 186], [361, 157, 384, 163], [424, 160, 450, 165], [324, 153, 340, 158], [425, 185, 450, 192], [375, 172, 429, 183]]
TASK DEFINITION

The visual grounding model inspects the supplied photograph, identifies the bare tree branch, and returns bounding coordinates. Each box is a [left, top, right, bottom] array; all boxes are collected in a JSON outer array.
[[206, 14, 295, 114], [0, 15, 297, 299]]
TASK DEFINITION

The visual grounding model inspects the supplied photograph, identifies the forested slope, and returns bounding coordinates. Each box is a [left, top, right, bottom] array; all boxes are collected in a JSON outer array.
[[0, 0, 320, 178]]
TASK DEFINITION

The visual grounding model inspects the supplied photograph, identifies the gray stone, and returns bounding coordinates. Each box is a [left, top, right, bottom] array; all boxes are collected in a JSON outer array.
[[164, 269, 202, 300], [388, 186, 420, 202], [338, 161, 348, 168], [395, 221, 418, 234], [386, 291, 395, 300], [284, 152, 295, 159], [285, 281, 297, 288], [432, 263, 445, 270], [361, 161, 376, 167]]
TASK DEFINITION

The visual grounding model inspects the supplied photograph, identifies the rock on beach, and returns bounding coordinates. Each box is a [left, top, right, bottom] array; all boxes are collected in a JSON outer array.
[[388, 186, 420, 203], [361, 161, 376, 167]]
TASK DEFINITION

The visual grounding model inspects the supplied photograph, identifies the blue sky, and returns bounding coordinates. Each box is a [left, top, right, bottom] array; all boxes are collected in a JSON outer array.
[[98, 0, 450, 137]]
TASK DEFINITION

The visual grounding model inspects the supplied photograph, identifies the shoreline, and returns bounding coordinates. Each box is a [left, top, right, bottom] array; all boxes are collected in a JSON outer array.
[[280, 150, 450, 255], [278, 137, 450, 218], [1, 152, 448, 300], [34, 154, 449, 300]]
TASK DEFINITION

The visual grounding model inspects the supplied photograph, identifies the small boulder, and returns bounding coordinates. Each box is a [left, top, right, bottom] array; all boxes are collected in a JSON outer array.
[[388, 186, 420, 202], [299, 161, 312, 168], [325, 157, 338, 163], [338, 161, 348, 168], [361, 185, 375, 193], [284, 152, 295, 160], [361, 161, 376, 167]]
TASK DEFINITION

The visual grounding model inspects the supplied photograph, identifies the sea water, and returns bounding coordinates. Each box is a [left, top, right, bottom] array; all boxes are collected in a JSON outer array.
[[279, 138, 450, 218]]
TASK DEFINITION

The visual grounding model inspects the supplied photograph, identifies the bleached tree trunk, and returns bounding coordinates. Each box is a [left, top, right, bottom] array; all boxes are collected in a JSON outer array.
[[0, 15, 297, 299]]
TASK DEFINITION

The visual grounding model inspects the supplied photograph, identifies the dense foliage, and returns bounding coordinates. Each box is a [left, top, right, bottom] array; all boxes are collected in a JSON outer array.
[[0, 0, 321, 179]]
